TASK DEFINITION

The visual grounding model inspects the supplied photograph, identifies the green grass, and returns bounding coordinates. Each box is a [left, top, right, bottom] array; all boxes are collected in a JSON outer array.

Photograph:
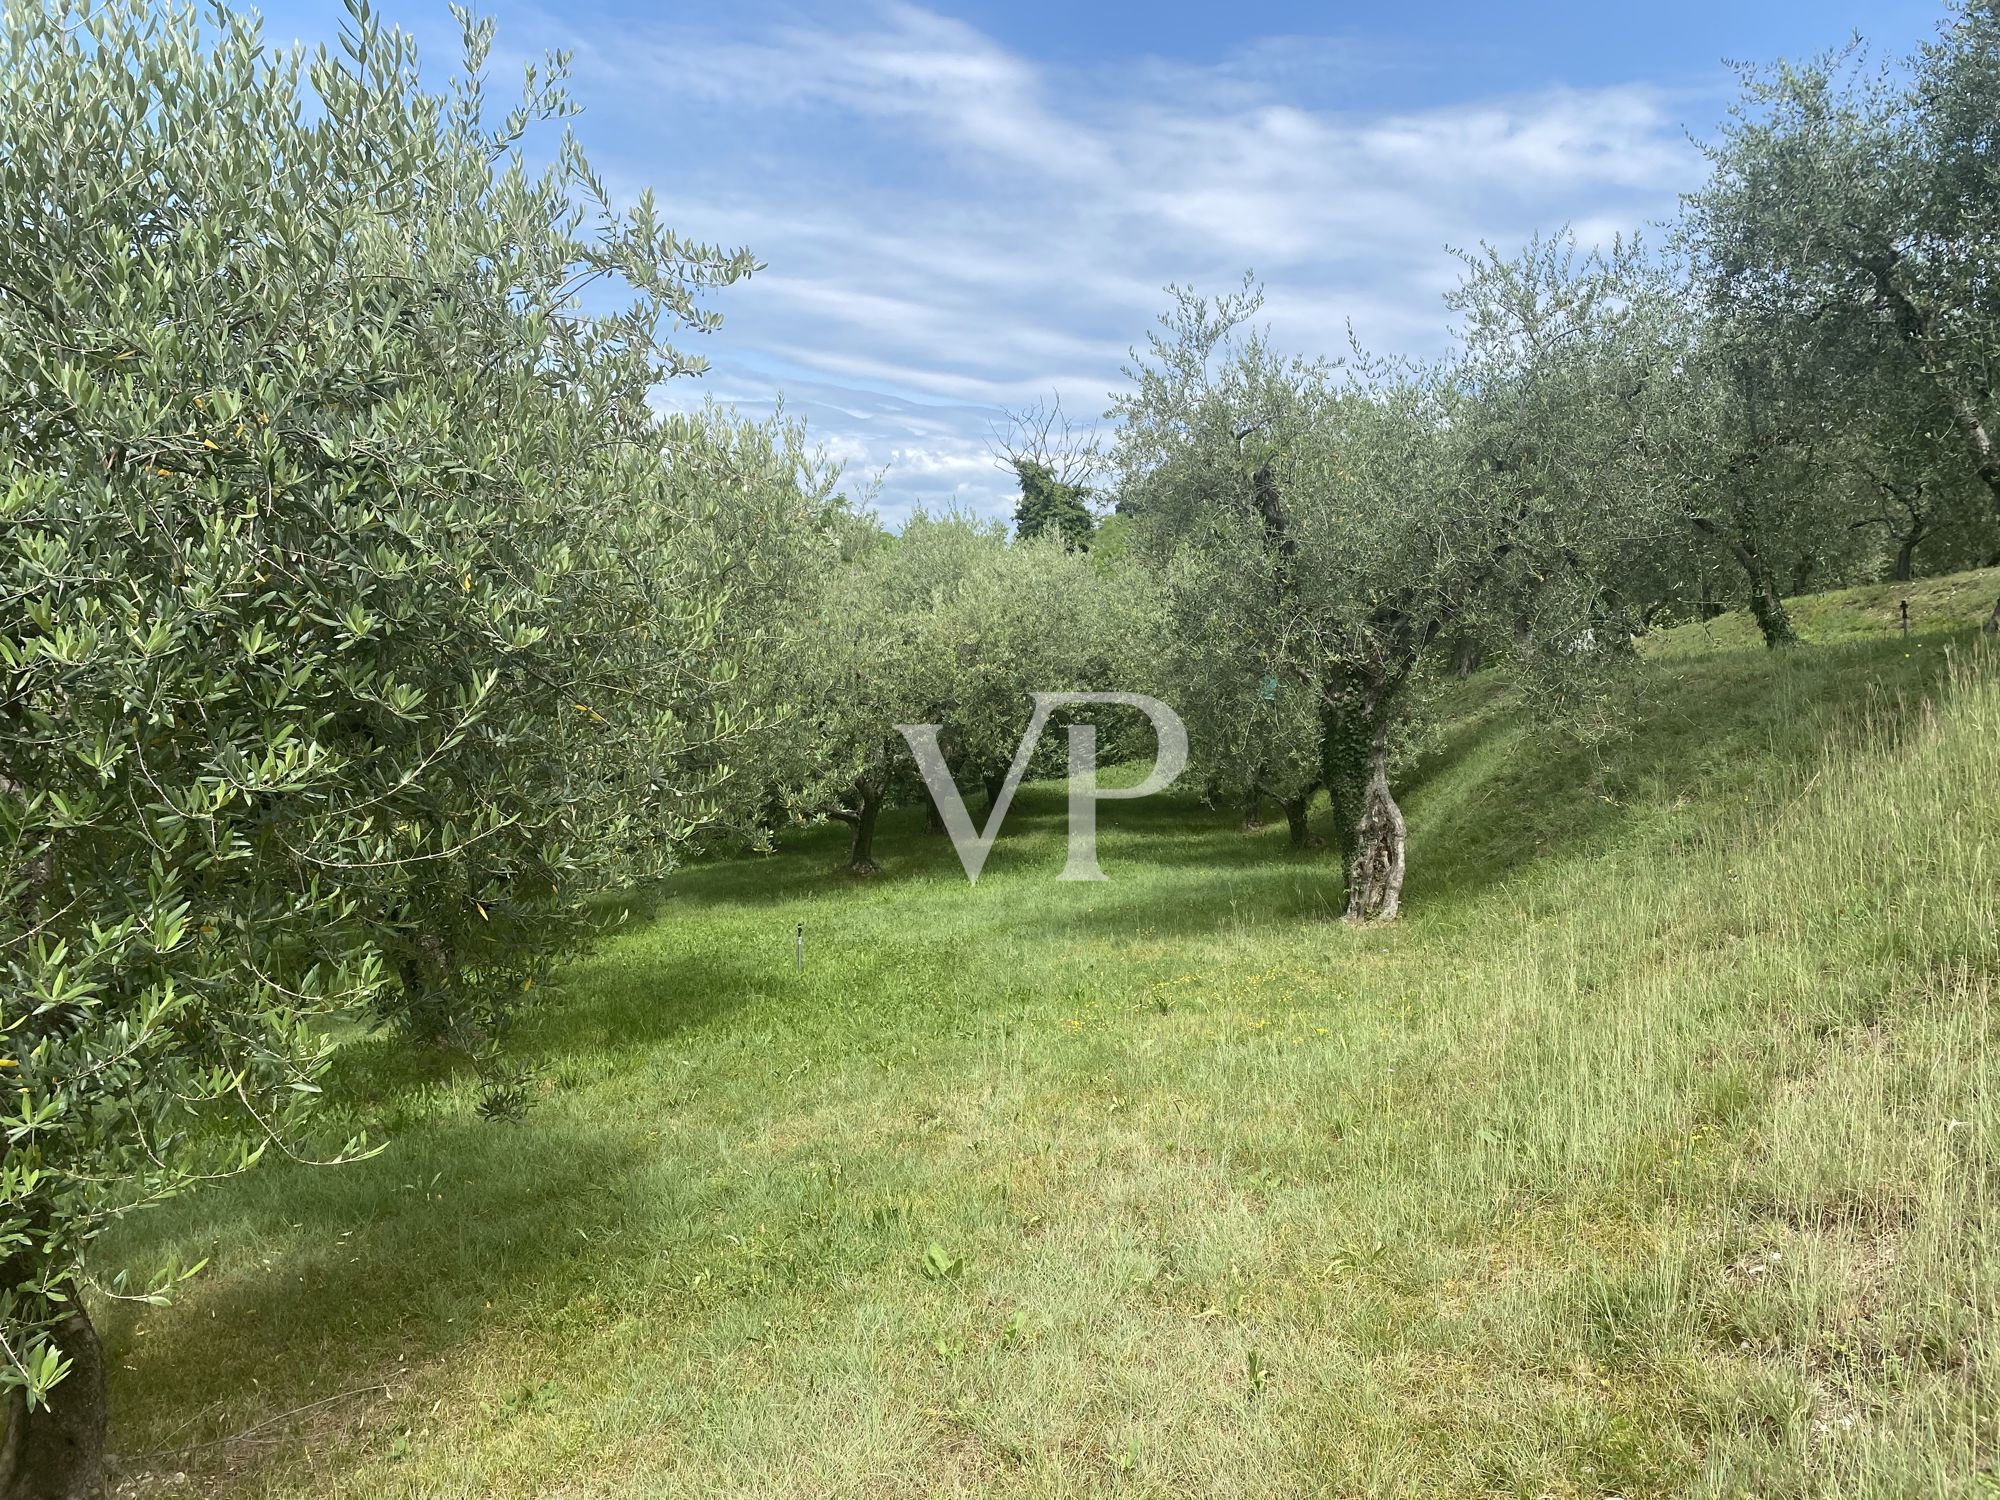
[[105, 569, 2000, 1497]]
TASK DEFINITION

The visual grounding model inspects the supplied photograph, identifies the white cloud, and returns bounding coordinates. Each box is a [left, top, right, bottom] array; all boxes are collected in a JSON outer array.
[[536, 0, 1709, 525]]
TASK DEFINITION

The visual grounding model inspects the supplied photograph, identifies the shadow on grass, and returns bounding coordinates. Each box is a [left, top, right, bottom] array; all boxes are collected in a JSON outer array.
[[100, 1114, 659, 1488], [1400, 628, 1985, 912]]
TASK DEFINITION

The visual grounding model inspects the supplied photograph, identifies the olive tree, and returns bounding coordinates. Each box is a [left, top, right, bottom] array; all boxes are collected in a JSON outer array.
[[1109, 283, 1334, 836], [1833, 346, 1997, 582], [0, 2, 768, 1488], [933, 531, 1141, 817], [651, 405, 856, 853], [771, 512, 1142, 873], [1682, 4, 2000, 626], [1116, 260, 1647, 919], [771, 516, 980, 873]]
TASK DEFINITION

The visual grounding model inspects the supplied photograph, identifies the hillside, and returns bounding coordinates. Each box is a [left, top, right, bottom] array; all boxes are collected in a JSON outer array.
[[105, 570, 2000, 1498]]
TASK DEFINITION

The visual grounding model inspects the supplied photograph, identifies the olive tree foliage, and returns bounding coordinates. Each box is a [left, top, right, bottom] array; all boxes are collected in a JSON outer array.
[[1157, 527, 1325, 847], [1680, 1, 2000, 627], [770, 515, 981, 874], [1439, 234, 1670, 711], [1624, 292, 1849, 647], [1115, 262, 1645, 919], [1850, 370, 1998, 580], [933, 532, 1141, 814], [771, 513, 1136, 873], [0, 1, 775, 1487], [650, 405, 855, 852], [1108, 281, 1340, 844]]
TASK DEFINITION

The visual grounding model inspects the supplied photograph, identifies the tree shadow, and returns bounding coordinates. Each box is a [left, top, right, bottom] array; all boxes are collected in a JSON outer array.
[[1398, 628, 1986, 912], [100, 1113, 659, 1491]]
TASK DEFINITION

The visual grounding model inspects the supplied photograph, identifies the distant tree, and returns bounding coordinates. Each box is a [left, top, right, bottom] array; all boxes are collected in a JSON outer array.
[[773, 515, 1001, 873], [936, 533, 1135, 813], [1639, 304, 1860, 647], [996, 398, 1100, 547], [1011, 460, 1096, 547], [1832, 347, 1995, 582], [1442, 234, 1675, 675], [771, 522, 918, 874], [773, 511, 1142, 872], [1109, 279, 1345, 853]]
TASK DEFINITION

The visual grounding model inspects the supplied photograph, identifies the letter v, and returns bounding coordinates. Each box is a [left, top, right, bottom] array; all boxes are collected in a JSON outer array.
[[896, 701, 1056, 885]]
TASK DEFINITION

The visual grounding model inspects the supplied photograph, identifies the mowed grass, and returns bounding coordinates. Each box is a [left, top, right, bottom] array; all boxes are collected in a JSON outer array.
[[105, 570, 2000, 1497]]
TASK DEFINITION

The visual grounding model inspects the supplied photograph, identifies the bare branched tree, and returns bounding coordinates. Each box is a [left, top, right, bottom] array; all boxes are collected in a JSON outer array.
[[990, 394, 1103, 492]]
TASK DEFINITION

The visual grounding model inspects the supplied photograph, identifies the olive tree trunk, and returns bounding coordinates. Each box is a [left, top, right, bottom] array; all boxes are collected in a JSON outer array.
[[1693, 516, 1798, 648], [1892, 532, 1920, 583], [1448, 633, 1483, 677], [1343, 732, 1406, 922], [845, 793, 882, 875], [1746, 574, 1799, 648], [1, 1300, 106, 1500], [1259, 783, 1320, 850], [830, 785, 884, 875]]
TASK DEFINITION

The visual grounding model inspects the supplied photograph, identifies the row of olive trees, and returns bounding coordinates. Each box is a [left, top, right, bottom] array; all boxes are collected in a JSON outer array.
[[760, 513, 1146, 874], [763, 248, 1655, 918], [0, 3, 841, 1491], [1664, 0, 2000, 642], [678, 1, 2000, 925], [1098, 1, 2000, 911]]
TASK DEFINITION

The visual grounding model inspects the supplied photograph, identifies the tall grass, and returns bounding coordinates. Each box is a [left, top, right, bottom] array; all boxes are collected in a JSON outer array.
[[100, 579, 2000, 1498]]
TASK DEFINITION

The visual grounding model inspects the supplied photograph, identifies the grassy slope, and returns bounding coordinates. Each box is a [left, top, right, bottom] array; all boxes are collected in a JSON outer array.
[[106, 569, 2000, 1498]]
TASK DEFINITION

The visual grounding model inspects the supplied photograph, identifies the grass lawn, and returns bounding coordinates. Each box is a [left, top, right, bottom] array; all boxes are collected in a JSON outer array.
[[106, 571, 2000, 1497]]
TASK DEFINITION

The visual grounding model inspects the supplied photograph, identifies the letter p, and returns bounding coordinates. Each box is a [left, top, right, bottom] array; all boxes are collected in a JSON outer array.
[[1032, 692, 1188, 882]]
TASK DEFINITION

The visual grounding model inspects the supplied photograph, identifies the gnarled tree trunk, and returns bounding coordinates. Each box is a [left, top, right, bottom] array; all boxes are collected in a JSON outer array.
[[1343, 731, 1406, 922], [1692, 515, 1797, 648], [1892, 532, 1921, 583], [1746, 574, 1798, 648], [830, 785, 884, 875], [1, 1300, 106, 1500]]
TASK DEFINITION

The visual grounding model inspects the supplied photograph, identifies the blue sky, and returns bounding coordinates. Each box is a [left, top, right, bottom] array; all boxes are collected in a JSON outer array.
[[258, 0, 1952, 523]]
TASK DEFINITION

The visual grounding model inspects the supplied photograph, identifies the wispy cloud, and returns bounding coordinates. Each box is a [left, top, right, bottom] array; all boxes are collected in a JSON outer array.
[[540, 1, 1709, 523]]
